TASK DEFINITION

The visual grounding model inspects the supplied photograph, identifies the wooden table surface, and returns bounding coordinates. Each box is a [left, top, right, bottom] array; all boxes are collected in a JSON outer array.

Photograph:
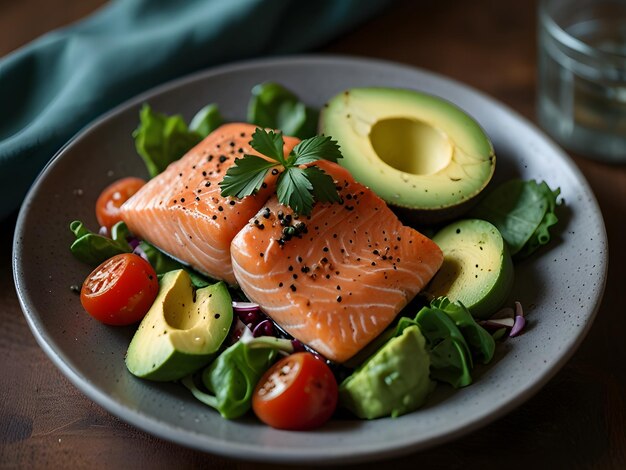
[[2, 1, 625, 468]]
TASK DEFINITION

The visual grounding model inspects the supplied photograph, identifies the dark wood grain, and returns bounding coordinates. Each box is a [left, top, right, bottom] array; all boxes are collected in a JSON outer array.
[[2, 0, 625, 468]]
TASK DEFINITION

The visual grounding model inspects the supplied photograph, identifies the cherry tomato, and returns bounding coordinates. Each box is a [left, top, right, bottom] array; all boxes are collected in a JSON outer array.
[[80, 253, 158, 326], [95, 177, 145, 231], [252, 352, 338, 430]]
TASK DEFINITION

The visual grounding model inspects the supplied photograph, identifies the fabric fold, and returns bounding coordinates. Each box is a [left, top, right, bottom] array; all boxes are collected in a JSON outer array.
[[0, 0, 391, 219]]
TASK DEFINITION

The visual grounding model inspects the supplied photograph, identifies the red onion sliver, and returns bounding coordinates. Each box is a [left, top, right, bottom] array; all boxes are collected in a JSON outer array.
[[514, 301, 524, 318], [98, 226, 109, 237], [133, 245, 149, 262], [232, 301, 260, 311], [480, 318, 515, 330], [490, 307, 515, 320], [252, 319, 274, 337], [510, 315, 526, 337]]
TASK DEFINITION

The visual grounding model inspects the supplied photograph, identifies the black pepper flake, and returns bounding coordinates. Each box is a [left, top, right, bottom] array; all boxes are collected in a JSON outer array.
[[323, 247, 329, 252], [301, 266, 310, 273], [279, 282, 284, 287], [238, 148, 244, 154], [179, 173, 183, 177], [337, 296, 342, 303], [258, 223, 265, 230], [373, 249, 379, 255], [456, 228, 461, 234], [219, 155, 228, 163], [297, 256, 303, 263], [271, 169, 279, 175], [212, 215, 217, 220], [218, 206, 224, 211], [321, 257, 328, 263], [288, 265, 294, 271], [214, 313, 221, 319], [371, 262, 376, 266], [229, 200, 236, 206], [205, 182, 211, 187], [292, 274, 298, 280], [336, 285, 341, 290], [259, 253, 264, 257], [195, 196, 200, 201], [290, 284, 297, 292], [180, 198, 185, 203], [325, 274, 331, 279], [262, 183, 268, 188]]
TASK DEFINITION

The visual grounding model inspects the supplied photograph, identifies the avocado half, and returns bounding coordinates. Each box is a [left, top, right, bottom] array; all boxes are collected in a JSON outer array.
[[125, 270, 233, 381], [319, 88, 495, 223]]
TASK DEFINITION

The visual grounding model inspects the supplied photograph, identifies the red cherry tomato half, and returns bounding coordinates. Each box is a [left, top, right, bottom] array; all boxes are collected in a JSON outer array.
[[252, 352, 338, 430], [80, 253, 158, 326], [95, 177, 145, 231]]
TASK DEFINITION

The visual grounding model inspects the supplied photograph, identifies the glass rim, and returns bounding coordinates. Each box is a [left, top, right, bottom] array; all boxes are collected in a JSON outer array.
[[539, 0, 626, 62]]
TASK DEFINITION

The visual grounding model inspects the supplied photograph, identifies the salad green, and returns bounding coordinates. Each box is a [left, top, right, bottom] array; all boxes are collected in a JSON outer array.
[[133, 104, 223, 178], [247, 82, 319, 139], [69, 220, 131, 265]]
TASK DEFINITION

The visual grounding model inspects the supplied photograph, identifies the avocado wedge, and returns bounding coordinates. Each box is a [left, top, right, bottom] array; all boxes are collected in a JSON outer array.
[[319, 87, 495, 223], [126, 270, 233, 381], [426, 219, 513, 319]]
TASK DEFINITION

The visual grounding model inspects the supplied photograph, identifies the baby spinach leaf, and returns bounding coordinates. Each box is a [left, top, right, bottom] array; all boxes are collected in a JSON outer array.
[[189, 104, 224, 138], [414, 305, 473, 388], [430, 297, 495, 364], [69, 220, 131, 265], [247, 82, 319, 139], [182, 333, 293, 419]]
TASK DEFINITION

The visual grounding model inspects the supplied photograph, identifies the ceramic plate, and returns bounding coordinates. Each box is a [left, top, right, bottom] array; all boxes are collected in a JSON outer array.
[[13, 56, 607, 464]]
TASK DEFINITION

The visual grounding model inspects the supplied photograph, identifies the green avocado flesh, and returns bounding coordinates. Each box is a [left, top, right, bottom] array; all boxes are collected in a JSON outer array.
[[125, 270, 233, 381], [427, 219, 513, 319], [339, 325, 434, 419], [319, 87, 495, 218]]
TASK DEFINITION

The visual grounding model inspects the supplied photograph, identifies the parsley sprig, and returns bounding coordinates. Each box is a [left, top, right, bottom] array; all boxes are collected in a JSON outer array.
[[219, 128, 343, 215]]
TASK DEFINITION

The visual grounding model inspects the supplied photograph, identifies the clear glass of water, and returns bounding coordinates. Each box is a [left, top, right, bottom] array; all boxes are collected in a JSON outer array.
[[538, 0, 626, 162]]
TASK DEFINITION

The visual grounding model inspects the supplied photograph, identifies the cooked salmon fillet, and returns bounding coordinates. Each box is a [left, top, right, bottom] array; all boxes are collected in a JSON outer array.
[[120, 123, 299, 285], [230, 161, 444, 363]]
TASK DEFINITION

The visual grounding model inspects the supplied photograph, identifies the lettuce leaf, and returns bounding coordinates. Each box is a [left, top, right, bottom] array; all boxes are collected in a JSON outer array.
[[133, 104, 223, 177], [471, 179, 561, 258], [247, 82, 318, 139]]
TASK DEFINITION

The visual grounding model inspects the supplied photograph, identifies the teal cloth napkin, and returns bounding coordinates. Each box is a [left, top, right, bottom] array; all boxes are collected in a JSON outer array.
[[0, 0, 390, 220]]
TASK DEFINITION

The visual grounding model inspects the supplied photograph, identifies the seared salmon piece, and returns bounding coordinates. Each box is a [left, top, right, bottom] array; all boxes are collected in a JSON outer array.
[[230, 161, 443, 362], [120, 123, 299, 285]]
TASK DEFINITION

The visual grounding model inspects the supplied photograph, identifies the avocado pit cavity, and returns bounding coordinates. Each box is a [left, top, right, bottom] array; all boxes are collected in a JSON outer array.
[[369, 117, 452, 175]]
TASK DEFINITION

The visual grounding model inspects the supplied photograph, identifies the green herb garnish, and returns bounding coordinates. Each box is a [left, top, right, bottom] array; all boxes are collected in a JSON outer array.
[[219, 128, 343, 216]]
